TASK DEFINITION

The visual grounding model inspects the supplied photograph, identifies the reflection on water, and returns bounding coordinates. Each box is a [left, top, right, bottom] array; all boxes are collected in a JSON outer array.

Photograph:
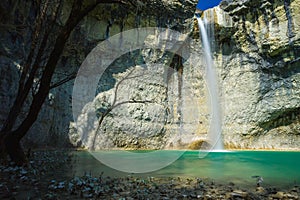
[[70, 150, 300, 189]]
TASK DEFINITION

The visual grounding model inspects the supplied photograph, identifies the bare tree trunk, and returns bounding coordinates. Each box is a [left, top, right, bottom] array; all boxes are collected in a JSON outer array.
[[0, 0, 51, 135], [3, 134, 27, 165], [1, 1, 91, 164]]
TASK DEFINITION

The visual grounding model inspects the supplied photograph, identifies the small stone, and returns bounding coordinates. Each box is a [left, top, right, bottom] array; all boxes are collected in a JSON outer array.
[[13, 185, 20, 190], [190, 193, 197, 198], [83, 193, 93, 198], [256, 186, 265, 193], [225, 192, 232, 199], [57, 181, 65, 189], [231, 190, 248, 198], [286, 193, 298, 199], [271, 191, 284, 199], [20, 169, 28, 175], [20, 176, 28, 181], [266, 187, 278, 195]]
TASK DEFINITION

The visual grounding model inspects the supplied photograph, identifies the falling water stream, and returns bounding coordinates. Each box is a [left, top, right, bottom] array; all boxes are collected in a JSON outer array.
[[197, 16, 224, 150]]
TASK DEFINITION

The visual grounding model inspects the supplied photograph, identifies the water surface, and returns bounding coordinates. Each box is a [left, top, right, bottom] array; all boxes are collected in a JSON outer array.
[[71, 150, 300, 189]]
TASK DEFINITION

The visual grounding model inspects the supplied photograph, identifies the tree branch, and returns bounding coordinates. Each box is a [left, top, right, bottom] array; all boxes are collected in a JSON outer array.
[[92, 99, 154, 150], [19, 0, 51, 90], [0, 0, 60, 134], [50, 72, 77, 89], [90, 66, 151, 150]]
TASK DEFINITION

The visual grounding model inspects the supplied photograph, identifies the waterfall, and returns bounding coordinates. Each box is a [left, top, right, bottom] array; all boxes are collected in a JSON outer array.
[[196, 16, 224, 150]]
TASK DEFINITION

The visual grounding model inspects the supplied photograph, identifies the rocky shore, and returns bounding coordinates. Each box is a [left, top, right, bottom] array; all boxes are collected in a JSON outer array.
[[0, 150, 299, 200]]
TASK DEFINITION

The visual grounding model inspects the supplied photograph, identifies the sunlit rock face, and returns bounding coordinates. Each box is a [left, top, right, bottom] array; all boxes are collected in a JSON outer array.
[[0, 0, 299, 149], [218, 0, 300, 149], [75, 0, 300, 150]]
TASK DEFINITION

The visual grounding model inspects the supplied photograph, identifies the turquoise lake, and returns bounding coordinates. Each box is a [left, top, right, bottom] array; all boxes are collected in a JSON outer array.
[[71, 150, 300, 189]]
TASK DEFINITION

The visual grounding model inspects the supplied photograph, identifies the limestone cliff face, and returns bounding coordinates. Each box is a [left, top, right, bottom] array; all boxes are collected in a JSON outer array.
[[0, 0, 198, 148], [74, 0, 300, 150], [0, 0, 299, 149], [217, 0, 300, 149]]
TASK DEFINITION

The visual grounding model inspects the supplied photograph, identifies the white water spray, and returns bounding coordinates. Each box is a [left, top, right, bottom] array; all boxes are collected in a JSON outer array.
[[197, 16, 224, 150]]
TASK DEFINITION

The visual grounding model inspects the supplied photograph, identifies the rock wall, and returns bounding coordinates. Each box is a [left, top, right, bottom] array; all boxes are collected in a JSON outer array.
[[0, 0, 299, 149], [218, 0, 300, 149]]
